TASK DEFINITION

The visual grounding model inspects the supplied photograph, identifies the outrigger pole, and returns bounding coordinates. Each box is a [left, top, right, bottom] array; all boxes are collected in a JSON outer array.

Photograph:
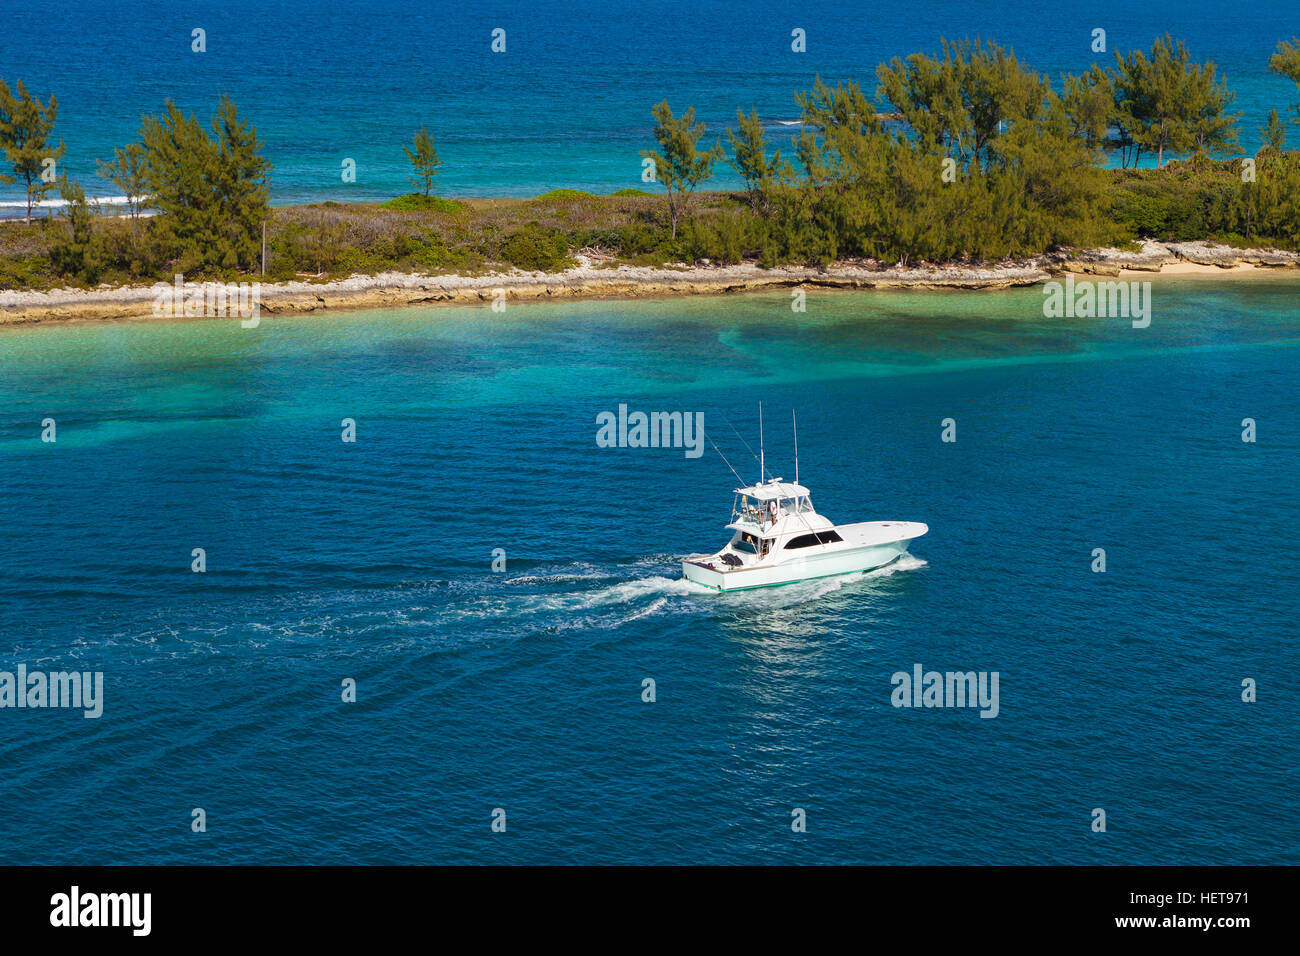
[[793, 409, 799, 486], [703, 429, 746, 487], [758, 402, 765, 486]]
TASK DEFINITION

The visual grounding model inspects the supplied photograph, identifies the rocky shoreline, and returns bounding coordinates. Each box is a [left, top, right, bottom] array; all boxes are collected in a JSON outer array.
[[2, 240, 1297, 326], [1060, 239, 1300, 274]]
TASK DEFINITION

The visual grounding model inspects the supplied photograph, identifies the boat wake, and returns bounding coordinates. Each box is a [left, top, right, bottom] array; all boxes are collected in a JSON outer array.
[[74, 552, 927, 662], [466, 551, 929, 627]]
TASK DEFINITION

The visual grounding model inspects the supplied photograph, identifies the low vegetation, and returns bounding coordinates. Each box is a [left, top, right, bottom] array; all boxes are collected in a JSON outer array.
[[2, 32, 1300, 291]]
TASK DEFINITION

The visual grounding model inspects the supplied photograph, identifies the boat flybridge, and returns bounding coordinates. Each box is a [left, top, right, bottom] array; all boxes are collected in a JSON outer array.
[[681, 410, 927, 591]]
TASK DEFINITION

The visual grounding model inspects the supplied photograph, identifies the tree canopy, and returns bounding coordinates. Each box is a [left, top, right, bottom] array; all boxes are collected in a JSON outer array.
[[139, 95, 270, 272], [404, 126, 442, 197], [642, 101, 724, 238], [0, 77, 66, 222]]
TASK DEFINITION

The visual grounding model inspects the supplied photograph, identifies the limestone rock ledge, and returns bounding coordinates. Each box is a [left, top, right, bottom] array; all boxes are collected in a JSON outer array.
[[1059, 240, 1300, 274], [2, 244, 1296, 325]]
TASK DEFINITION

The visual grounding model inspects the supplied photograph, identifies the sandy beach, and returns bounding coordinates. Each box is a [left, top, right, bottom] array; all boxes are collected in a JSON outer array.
[[1, 239, 1297, 326]]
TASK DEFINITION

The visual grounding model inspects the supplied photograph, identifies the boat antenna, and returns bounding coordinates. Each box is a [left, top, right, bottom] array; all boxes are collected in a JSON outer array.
[[793, 409, 799, 486], [758, 402, 765, 486]]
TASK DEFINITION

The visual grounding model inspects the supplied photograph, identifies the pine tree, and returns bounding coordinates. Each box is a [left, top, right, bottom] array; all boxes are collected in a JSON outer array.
[[641, 101, 723, 238], [1269, 38, 1300, 127], [96, 142, 147, 242], [877, 38, 1048, 175], [49, 177, 105, 283], [139, 101, 222, 270], [211, 95, 271, 270], [404, 126, 442, 196], [1261, 109, 1287, 154], [139, 97, 269, 273], [0, 78, 66, 223], [727, 109, 786, 208], [1111, 36, 1238, 168], [1185, 57, 1241, 158], [1061, 64, 1114, 158]]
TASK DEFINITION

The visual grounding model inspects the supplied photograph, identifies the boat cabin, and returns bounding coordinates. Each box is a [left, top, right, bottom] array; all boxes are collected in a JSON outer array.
[[700, 478, 843, 568], [730, 479, 815, 532]]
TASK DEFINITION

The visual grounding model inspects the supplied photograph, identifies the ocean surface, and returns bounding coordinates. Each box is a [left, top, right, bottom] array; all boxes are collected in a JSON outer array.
[[0, 279, 1297, 864], [2, 0, 1299, 212]]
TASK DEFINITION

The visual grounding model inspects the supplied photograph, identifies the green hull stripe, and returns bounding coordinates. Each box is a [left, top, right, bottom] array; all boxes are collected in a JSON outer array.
[[691, 555, 904, 592]]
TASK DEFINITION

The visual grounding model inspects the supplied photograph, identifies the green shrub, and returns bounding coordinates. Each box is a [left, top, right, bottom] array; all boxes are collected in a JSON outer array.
[[380, 193, 466, 214], [530, 189, 595, 201], [0, 254, 52, 290], [496, 225, 574, 271], [680, 209, 765, 264], [575, 221, 677, 261], [408, 236, 482, 271], [1110, 180, 1205, 240], [336, 247, 390, 275], [49, 181, 108, 284]]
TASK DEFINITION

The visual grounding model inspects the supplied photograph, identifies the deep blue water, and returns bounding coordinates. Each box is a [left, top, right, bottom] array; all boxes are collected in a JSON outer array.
[[2, 0, 1299, 211], [0, 280, 1297, 864]]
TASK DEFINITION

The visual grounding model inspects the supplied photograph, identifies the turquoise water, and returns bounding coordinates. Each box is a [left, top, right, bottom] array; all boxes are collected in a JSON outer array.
[[2, 0, 1298, 211], [1, 279, 1297, 863]]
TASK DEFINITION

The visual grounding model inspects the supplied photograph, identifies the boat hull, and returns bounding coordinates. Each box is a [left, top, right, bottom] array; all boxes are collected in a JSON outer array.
[[682, 523, 924, 592]]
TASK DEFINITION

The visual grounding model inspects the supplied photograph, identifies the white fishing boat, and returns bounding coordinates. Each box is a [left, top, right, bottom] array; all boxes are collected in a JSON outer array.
[[681, 410, 927, 592]]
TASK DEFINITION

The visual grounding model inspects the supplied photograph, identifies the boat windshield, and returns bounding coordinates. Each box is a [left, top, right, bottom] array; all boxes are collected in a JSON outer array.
[[736, 495, 813, 521]]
